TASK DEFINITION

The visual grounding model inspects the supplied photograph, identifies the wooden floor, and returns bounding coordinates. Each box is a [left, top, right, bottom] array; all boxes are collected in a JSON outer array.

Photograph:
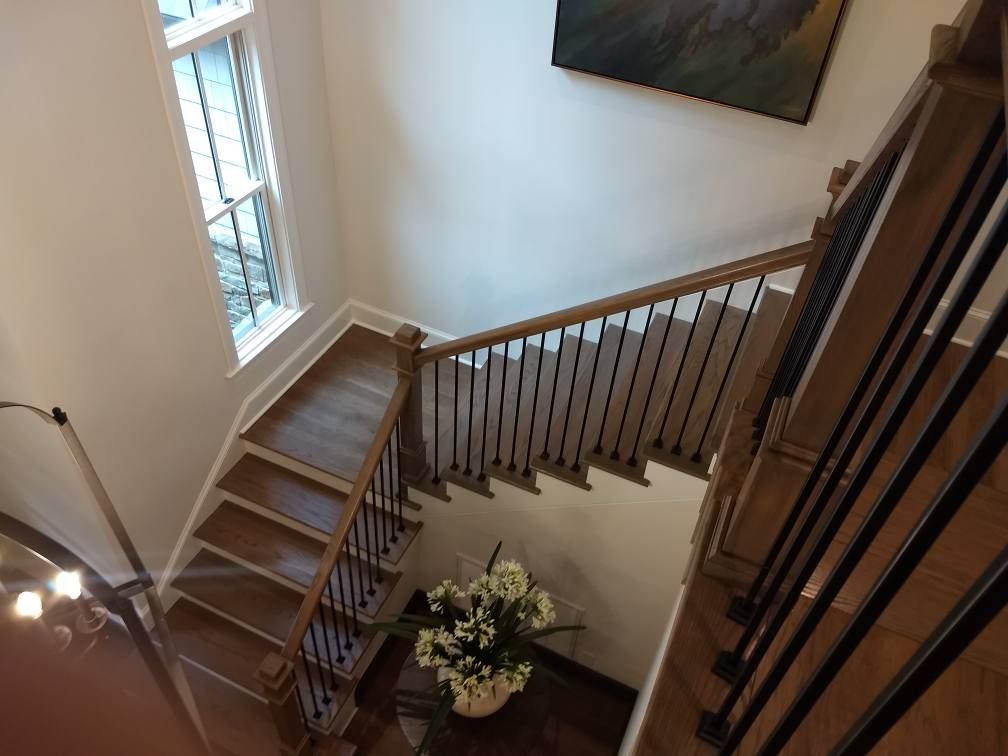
[[343, 632, 637, 755], [633, 455, 1008, 755]]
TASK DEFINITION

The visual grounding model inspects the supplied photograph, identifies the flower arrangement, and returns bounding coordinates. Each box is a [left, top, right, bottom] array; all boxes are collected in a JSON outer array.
[[371, 543, 584, 753]]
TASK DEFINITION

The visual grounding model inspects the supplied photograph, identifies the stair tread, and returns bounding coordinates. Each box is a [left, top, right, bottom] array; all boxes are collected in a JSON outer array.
[[194, 501, 398, 619], [173, 549, 373, 676], [218, 453, 422, 565]]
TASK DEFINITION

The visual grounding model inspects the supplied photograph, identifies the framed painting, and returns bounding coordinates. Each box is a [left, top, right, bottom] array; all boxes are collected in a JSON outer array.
[[551, 0, 850, 124]]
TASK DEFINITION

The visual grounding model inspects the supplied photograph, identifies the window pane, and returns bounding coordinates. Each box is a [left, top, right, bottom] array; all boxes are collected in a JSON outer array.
[[234, 194, 280, 320], [197, 38, 255, 198], [159, 0, 227, 31], [172, 53, 222, 209], [208, 212, 254, 340]]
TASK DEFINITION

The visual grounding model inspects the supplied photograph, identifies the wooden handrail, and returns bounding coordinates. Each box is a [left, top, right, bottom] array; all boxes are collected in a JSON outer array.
[[281, 377, 413, 658], [415, 241, 814, 366]]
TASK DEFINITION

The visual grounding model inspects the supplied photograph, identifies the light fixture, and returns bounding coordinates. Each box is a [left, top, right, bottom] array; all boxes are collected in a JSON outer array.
[[15, 591, 43, 619], [54, 570, 82, 600]]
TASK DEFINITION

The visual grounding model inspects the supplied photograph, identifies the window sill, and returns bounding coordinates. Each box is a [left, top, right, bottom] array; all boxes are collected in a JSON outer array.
[[227, 301, 314, 379]]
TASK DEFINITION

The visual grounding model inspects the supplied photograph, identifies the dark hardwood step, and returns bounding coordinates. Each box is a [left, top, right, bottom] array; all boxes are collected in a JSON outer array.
[[194, 501, 399, 620], [166, 598, 351, 727], [218, 454, 421, 565], [173, 549, 373, 677]]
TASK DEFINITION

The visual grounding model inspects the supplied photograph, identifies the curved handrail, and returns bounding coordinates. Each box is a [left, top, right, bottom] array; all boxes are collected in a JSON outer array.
[[415, 240, 814, 367], [281, 377, 413, 658]]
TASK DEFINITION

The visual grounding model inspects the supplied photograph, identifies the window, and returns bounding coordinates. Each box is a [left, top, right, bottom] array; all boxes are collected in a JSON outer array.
[[147, 0, 305, 366]]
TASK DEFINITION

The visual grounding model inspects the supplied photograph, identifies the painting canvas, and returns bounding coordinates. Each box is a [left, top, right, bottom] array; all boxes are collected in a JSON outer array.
[[552, 0, 848, 124]]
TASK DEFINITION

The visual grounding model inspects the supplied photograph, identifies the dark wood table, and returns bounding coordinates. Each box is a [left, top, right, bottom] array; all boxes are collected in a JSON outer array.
[[395, 652, 550, 755]]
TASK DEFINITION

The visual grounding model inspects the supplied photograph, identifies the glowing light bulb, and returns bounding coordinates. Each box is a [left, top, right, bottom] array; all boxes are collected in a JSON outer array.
[[15, 591, 43, 619], [54, 571, 82, 600]]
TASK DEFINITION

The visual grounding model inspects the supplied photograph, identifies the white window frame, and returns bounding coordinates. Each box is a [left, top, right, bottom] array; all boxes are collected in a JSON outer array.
[[143, 0, 311, 374]]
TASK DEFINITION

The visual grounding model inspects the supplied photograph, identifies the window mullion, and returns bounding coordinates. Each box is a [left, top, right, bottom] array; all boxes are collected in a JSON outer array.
[[228, 34, 261, 181], [204, 179, 265, 225], [191, 49, 227, 201], [228, 209, 259, 328]]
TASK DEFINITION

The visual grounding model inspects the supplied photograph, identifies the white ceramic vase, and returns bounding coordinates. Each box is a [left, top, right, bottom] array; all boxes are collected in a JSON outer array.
[[437, 668, 513, 718]]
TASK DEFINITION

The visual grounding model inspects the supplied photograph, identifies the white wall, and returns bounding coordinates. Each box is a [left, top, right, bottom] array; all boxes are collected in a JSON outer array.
[[413, 464, 708, 688], [0, 0, 345, 581], [320, 0, 963, 339]]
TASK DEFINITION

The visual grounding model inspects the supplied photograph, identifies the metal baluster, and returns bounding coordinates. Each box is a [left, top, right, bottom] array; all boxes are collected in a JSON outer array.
[[556, 323, 585, 466], [572, 317, 608, 473], [394, 421, 405, 533], [464, 350, 476, 476], [758, 392, 1008, 754], [451, 357, 460, 471], [361, 480, 378, 593], [315, 599, 341, 683], [478, 346, 491, 481], [351, 520, 368, 608], [691, 278, 763, 463], [299, 645, 323, 719], [293, 674, 310, 730], [671, 284, 733, 455], [307, 618, 333, 703], [612, 305, 654, 461], [325, 577, 347, 663], [508, 337, 528, 471], [725, 118, 1004, 628], [540, 329, 566, 460], [655, 291, 706, 448], [523, 333, 547, 476], [593, 310, 631, 455], [432, 361, 441, 485], [833, 545, 1008, 756], [377, 455, 390, 555], [493, 342, 509, 466], [699, 193, 1008, 750], [629, 302, 676, 467], [336, 562, 359, 640]]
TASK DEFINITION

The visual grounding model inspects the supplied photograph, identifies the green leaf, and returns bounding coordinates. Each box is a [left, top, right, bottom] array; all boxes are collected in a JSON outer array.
[[417, 687, 455, 755], [388, 613, 445, 627], [485, 541, 503, 574], [503, 624, 585, 649], [364, 622, 422, 640]]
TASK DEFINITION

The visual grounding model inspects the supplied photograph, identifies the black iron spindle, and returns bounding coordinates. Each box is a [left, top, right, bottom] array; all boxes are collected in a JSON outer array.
[[377, 455, 389, 554], [325, 577, 347, 662], [293, 676, 310, 731], [508, 337, 528, 471], [700, 191, 1008, 751], [593, 311, 631, 454], [432, 361, 441, 485], [540, 328, 566, 460], [362, 480, 378, 592], [300, 645, 323, 719], [758, 391, 1008, 754], [572, 317, 608, 473], [725, 118, 1004, 628], [629, 301, 677, 467], [451, 357, 460, 471], [612, 305, 654, 461], [493, 342, 509, 466], [691, 278, 764, 463], [672, 284, 733, 455], [315, 601, 340, 684], [307, 619, 333, 703], [336, 562, 359, 640], [833, 545, 1008, 756], [523, 333, 547, 476], [556, 323, 585, 466], [394, 421, 405, 532], [464, 350, 476, 475], [655, 291, 706, 448], [351, 520, 369, 607], [478, 346, 491, 481]]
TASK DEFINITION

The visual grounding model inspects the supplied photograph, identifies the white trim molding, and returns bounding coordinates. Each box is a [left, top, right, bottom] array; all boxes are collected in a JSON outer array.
[[926, 299, 1006, 358]]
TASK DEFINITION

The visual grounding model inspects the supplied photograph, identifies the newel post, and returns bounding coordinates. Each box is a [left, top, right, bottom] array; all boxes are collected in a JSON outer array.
[[256, 652, 312, 756], [391, 324, 430, 483]]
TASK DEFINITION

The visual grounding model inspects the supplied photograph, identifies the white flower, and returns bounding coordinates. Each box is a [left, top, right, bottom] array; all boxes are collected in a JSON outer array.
[[524, 588, 556, 629], [502, 662, 533, 693], [452, 606, 496, 649], [492, 560, 529, 601], [447, 656, 495, 703], [426, 579, 465, 614], [415, 626, 461, 668]]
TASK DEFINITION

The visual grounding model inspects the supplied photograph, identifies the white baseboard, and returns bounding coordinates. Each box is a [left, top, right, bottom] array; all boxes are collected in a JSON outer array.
[[926, 299, 1006, 358], [348, 298, 458, 345], [157, 302, 354, 595]]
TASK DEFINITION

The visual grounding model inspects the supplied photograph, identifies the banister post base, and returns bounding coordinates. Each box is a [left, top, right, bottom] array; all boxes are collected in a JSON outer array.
[[696, 710, 732, 749], [257, 652, 313, 756], [391, 324, 430, 484]]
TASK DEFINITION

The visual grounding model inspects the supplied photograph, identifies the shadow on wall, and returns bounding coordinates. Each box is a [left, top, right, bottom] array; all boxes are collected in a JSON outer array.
[[0, 320, 132, 585]]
